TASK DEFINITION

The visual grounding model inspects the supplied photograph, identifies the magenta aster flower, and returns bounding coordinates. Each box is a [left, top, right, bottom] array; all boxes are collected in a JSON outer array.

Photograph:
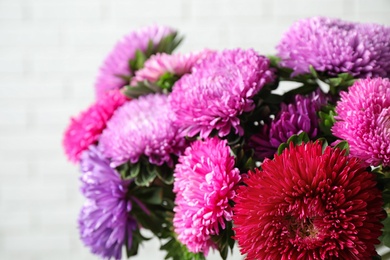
[[332, 77, 390, 167], [98, 93, 186, 167], [78, 146, 137, 260], [130, 51, 208, 85], [277, 16, 390, 77], [170, 48, 275, 138], [173, 137, 241, 255], [95, 25, 175, 99], [62, 90, 127, 163], [250, 89, 328, 160], [233, 142, 384, 260]]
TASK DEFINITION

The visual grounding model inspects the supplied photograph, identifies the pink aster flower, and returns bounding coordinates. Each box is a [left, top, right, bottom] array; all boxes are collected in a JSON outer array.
[[173, 137, 241, 255], [95, 25, 175, 99], [233, 142, 384, 260], [332, 77, 390, 167], [277, 17, 390, 77], [62, 90, 127, 163], [169, 48, 275, 138], [130, 51, 208, 85], [98, 93, 187, 167]]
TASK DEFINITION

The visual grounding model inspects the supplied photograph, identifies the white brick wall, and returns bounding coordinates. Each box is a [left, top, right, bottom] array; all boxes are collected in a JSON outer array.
[[0, 0, 388, 259]]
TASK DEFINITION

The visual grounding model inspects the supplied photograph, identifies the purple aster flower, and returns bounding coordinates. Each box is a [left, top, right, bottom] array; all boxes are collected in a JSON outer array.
[[250, 89, 329, 160], [173, 137, 241, 255], [169, 48, 275, 138], [332, 77, 390, 167], [78, 146, 138, 260], [277, 17, 390, 77], [95, 25, 175, 99], [130, 50, 209, 85], [98, 93, 187, 167]]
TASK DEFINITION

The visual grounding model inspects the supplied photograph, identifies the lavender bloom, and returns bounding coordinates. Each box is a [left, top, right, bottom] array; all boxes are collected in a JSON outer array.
[[95, 25, 175, 99], [277, 17, 390, 77], [250, 90, 329, 160], [98, 93, 187, 167], [169, 49, 275, 138], [78, 146, 137, 260]]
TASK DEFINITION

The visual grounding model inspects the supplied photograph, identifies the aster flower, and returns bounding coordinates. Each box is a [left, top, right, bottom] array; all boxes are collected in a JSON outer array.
[[332, 77, 390, 167], [95, 25, 175, 99], [233, 142, 384, 260], [170, 48, 275, 138], [62, 90, 127, 163], [98, 93, 186, 167], [250, 89, 328, 160], [173, 137, 241, 255], [130, 51, 208, 85], [78, 146, 138, 260], [277, 16, 390, 77]]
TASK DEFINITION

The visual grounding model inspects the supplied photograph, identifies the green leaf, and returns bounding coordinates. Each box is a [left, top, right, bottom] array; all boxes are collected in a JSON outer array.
[[328, 77, 343, 87], [156, 165, 174, 185], [134, 187, 163, 205], [380, 213, 390, 248], [160, 236, 206, 260], [156, 72, 180, 91], [309, 65, 318, 78], [211, 221, 235, 260], [334, 141, 350, 155], [318, 105, 336, 138], [135, 166, 157, 186], [277, 132, 310, 155]]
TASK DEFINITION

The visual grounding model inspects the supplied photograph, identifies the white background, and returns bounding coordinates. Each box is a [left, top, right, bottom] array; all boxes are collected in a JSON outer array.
[[0, 0, 389, 259]]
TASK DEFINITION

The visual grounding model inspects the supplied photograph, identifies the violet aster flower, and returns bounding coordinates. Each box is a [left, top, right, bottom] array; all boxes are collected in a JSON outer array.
[[95, 25, 175, 99], [170, 48, 275, 138], [130, 51, 208, 85], [332, 77, 390, 167], [78, 146, 137, 260], [62, 90, 127, 163], [98, 93, 187, 167], [250, 89, 328, 160], [173, 137, 241, 255], [233, 142, 384, 259], [277, 17, 390, 77]]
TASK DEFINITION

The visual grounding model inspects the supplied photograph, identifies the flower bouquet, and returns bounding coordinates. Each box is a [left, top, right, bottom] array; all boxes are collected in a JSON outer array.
[[63, 17, 390, 259]]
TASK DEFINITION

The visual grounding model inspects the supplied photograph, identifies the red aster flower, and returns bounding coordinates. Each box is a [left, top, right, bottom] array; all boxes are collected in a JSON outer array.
[[233, 142, 384, 260]]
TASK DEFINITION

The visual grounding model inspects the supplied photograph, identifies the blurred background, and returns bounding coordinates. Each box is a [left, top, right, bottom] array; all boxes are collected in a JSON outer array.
[[0, 0, 389, 259]]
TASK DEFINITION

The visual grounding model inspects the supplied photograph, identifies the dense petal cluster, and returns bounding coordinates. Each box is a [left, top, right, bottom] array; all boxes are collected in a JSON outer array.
[[78, 146, 137, 260], [332, 77, 390, 166], [62, 90, 127, 163], [277, 16, 390, 77], [130, 51, 208, 85], [170, 48, 275, 138], [250, 89, 328, 160], [95, 25, 175, 99], [99, 93, 186, 167], [173, 137, 241, 255], [233, 142, 384, 260]]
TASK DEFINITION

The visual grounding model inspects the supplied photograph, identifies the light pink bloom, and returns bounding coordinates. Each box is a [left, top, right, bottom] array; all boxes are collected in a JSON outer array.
[[130, 51, 208, 85]]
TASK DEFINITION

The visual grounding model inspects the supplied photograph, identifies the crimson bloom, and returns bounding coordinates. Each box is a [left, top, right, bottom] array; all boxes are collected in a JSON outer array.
[[233, 142, 384, 260]]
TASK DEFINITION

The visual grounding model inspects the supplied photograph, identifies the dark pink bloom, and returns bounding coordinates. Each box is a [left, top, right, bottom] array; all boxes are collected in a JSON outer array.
[[332, 77, 390, 167], [233, 142, 384, 260], [173, 137, 241, 255], [62, 90, 127, 163]]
